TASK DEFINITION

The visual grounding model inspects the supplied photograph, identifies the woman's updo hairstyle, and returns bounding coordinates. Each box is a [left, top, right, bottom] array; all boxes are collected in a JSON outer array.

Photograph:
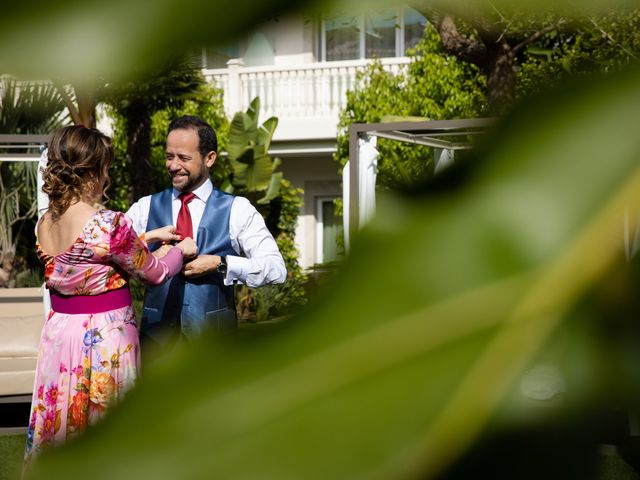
[[42, 125, 113, 220]]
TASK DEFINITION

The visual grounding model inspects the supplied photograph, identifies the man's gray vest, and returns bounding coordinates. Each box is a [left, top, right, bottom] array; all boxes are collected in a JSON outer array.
[[140, 187, 237, 342]]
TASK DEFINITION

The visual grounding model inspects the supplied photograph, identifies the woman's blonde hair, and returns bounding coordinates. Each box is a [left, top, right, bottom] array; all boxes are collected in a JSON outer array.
[[42, 125, 113, 220]]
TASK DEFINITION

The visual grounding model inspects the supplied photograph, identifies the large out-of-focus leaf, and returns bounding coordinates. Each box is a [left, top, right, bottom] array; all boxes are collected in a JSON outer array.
[[0, 0, 317, 85], [0, 0, 637, 86], [29, 47, 640, 480]]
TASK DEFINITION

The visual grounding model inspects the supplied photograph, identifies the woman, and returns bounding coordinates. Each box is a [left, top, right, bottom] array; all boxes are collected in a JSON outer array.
[[23, 125, 196, 466]]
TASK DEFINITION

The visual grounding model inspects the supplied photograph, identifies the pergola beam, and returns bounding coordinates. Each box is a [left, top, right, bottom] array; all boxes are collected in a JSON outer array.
[[371, 131, 473, 150], [346, 118, 495, 245]]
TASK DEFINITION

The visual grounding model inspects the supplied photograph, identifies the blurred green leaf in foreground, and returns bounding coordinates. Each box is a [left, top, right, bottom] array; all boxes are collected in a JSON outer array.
[[0, 0, 317, 86], [27, 57, 640, 478]]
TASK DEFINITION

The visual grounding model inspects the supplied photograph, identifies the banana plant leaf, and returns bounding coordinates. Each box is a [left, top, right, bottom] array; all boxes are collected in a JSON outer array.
[[258, 171, 283, 205], [229, 159, 248, 187], [246, 155, 277, 191], [231, 146, 256, 166], [227, 97, 282, 193], [246, 97, 261, 124], [228, 112, 258, 163], [230, 155, 275, 191], [257, 116, 279, 152], [220, 178, 235, 195], [29, 63, 640, 480]]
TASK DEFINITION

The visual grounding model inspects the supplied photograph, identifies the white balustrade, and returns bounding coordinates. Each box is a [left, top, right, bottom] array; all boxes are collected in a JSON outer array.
[[202, 57, 411, 120]]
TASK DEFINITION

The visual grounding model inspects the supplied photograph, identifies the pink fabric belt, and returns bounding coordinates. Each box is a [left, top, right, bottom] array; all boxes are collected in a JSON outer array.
[[50, 288, 132, 314]]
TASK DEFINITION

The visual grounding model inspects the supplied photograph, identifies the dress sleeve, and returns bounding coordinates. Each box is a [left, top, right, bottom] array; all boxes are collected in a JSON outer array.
[[109, 212, 183, 285]]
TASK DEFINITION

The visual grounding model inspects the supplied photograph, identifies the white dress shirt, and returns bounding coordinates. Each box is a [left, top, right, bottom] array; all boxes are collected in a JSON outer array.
[[126, 179, 287, 287]]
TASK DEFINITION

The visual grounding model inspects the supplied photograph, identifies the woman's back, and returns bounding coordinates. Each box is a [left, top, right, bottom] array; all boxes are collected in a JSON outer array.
[[37, 202, 98, 257], [37, 208, 130, 296], [36, 207, 178, 296]]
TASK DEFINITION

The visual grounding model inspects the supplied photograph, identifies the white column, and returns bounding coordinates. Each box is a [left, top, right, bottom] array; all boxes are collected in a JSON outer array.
[[258, 72, 266, 119], [358, 135, 378, 227], [226, 59, 245, 116], [434, 148, 455, 174], [37, 148, 49, 217], [37, 148, 50, 316], [342, 161, 350, 251]]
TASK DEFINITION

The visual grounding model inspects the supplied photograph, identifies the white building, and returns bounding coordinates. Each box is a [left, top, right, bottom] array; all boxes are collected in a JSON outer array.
[[205, 7, 426, 268], [5, 7, 427, 270]]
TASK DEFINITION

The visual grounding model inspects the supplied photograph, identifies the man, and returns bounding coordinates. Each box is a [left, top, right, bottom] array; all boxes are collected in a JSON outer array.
[[127, 116, 286, 346]]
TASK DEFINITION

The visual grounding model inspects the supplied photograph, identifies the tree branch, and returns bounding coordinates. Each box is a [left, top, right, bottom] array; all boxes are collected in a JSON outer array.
[[436, 14, 488, 67], [588, 16, 640, 61], [513, 20, 565, 54], [409, 2, 488, 67]]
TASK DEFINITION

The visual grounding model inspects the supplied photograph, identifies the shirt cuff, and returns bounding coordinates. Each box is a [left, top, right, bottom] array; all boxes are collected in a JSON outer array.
[[224, 255, 248, 286]]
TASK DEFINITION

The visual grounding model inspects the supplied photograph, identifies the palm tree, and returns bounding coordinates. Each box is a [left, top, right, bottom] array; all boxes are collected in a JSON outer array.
[[0, 75, 68, 286], [102, 55, 204, 203]]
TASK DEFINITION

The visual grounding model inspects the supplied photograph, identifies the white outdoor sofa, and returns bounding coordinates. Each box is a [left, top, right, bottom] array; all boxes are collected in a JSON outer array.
[[0, 287, 44, 400]]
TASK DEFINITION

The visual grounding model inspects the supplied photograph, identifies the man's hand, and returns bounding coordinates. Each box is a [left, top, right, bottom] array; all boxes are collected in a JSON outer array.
[[183, 255, 223, 278]]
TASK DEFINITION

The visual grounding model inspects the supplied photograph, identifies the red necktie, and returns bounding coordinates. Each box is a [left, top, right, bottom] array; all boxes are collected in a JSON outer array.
[[175, 192, 196, 239]]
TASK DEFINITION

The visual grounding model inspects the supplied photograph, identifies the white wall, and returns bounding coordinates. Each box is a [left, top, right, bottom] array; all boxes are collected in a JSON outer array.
[[280, 154, 342, 268], [241, 13, 317, 67]]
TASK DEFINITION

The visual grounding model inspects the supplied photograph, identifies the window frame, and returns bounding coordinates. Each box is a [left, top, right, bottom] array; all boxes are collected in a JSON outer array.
[[320, 7, 423, 62], [315, 196, 342, 264]]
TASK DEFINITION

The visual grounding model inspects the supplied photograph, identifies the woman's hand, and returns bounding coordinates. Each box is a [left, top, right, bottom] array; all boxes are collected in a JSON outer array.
[[144, 225, 181, 244], [176, 237, 197, 259], [152, 244, 173, 258]]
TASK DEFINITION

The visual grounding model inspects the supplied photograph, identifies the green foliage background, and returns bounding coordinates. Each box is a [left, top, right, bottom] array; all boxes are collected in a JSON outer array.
[[224, 99, 307, 321], [106, 84, 305, 321], [335, 26, 488, 190], [249, 178, 307, 321], [104, 81, 229, 313], [516, 8, 640, 99], [106, 81, 229, 213], [0, 77, 67, 286]]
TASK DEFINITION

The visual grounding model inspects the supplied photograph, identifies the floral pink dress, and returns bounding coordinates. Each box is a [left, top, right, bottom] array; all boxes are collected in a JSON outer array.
[[24, 209, 180, 466]]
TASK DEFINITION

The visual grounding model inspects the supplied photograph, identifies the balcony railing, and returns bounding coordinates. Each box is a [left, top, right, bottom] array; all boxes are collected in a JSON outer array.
[[203, 57, 411, 121]]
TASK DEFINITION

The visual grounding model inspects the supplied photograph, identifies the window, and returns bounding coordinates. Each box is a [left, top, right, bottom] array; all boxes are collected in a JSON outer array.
[[321, 7, 426, 62], [403, 7, 428, 53], [324, 14, 361, 61], [316, 198, 343, 264], [365, 9, 399, 59], [202, 43, 240, 69]]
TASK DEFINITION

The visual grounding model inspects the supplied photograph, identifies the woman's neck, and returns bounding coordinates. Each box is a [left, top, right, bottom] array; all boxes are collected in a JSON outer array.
[[78, 193, 103, 209]]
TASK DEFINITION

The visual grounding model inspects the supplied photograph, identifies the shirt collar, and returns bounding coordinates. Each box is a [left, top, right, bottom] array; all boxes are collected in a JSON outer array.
[[172, 178, 213, 202]]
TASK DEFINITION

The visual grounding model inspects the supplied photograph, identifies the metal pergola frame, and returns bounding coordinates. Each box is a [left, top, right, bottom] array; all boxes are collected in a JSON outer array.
[[0, 134, 50, 310], [0, 134, 49, 161], [347, 118, 495, 243]]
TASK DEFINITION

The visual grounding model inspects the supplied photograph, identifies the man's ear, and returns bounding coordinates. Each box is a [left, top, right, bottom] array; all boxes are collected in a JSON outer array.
[[205, 151, 216, 169]]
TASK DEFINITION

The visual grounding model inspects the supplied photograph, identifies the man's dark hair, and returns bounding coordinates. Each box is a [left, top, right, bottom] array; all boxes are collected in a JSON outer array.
[[168, 115, 217, 157]]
